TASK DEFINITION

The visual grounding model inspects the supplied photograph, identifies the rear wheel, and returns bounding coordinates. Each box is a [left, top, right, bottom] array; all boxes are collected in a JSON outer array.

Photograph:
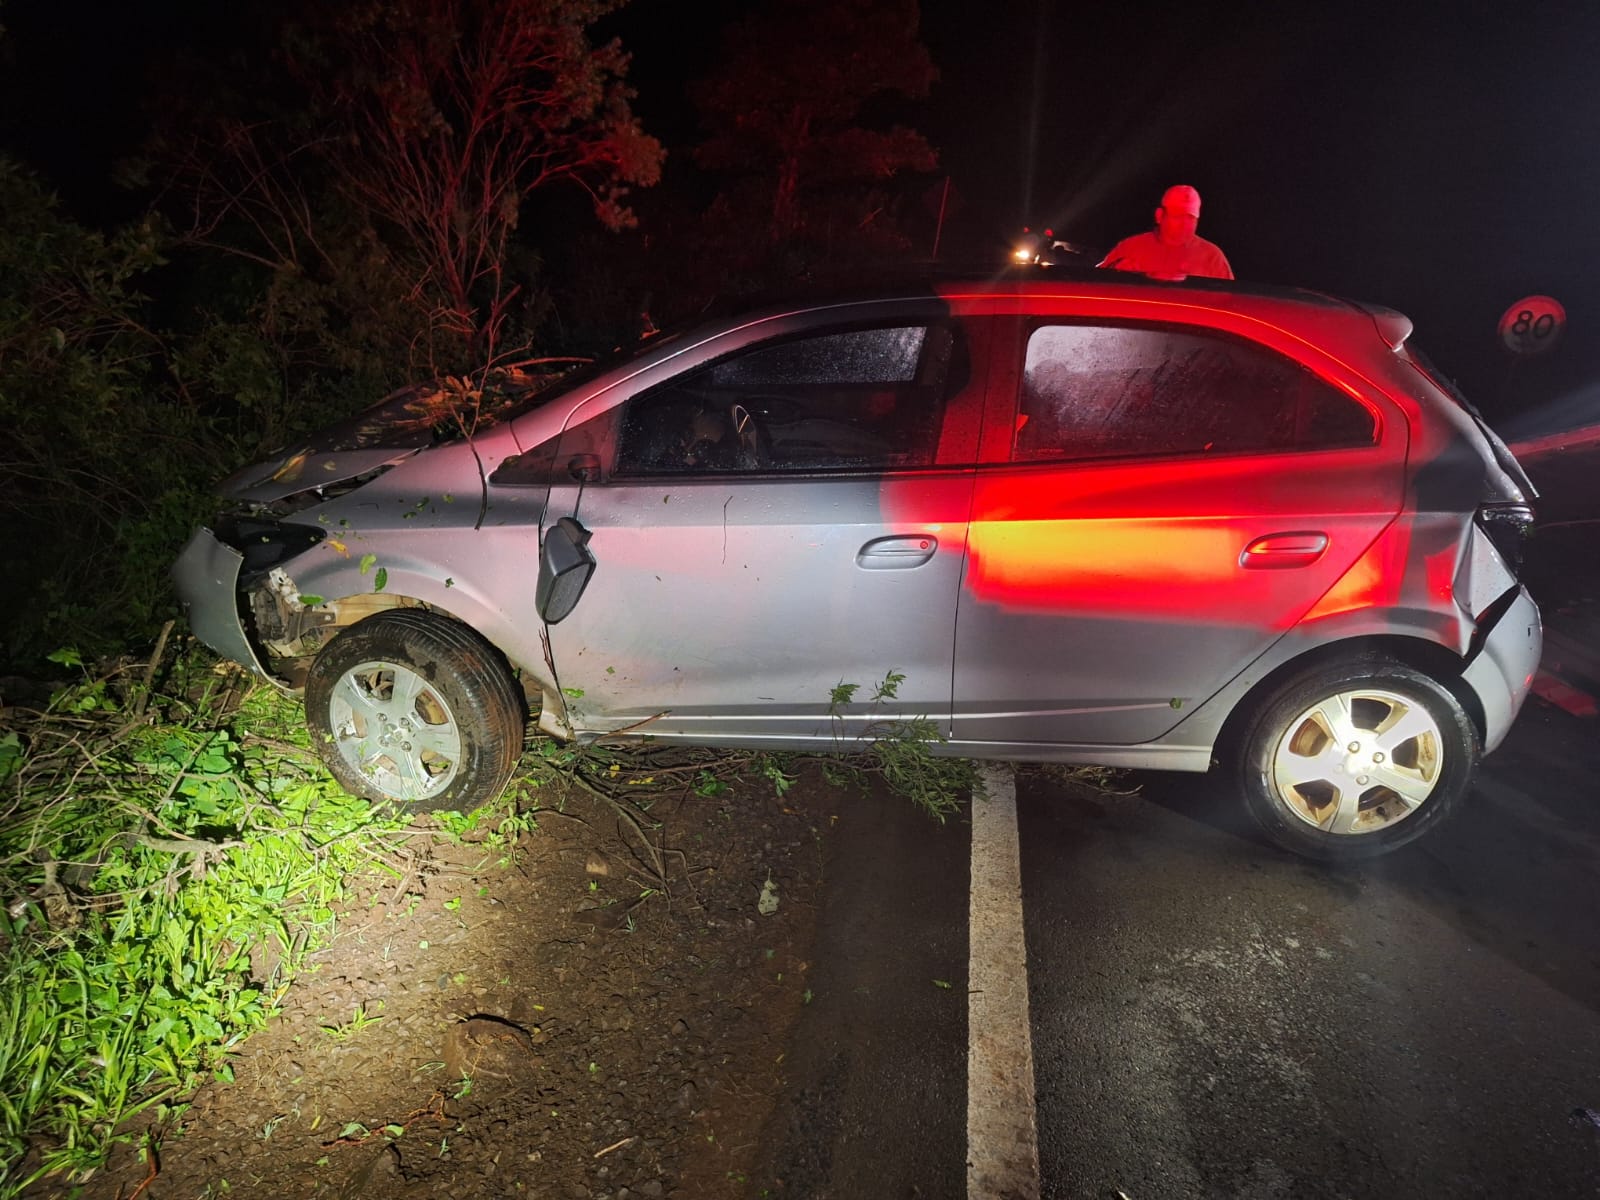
[[1237, 658, 1478, 861], [305, 610, 524, 812]]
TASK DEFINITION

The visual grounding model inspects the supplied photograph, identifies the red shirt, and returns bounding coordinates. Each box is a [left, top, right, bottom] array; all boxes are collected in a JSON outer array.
[[1097, 231, 1234, 280]]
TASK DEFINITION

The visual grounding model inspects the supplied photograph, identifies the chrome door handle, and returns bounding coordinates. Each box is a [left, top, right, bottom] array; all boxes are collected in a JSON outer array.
[[857, 535, 938, 570], [1240, 532, 1329, 569]]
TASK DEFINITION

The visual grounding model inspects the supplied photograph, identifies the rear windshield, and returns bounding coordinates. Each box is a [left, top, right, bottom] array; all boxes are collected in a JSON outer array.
[[1406, 344, 1485, 420], [1405, 344, 1536, 493]]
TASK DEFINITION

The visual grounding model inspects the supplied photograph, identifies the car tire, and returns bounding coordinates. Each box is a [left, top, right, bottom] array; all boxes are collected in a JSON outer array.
[[305, 610, 524, 812], [1236, 657, 1479, 861]]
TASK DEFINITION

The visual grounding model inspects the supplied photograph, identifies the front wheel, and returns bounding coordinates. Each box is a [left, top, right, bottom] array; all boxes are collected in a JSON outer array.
[[305, 610, 525, 812], [1237, 658, 1479, 861]]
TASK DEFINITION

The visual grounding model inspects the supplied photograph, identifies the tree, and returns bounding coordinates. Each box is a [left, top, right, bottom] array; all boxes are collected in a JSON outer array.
[[686, 0, 938, 285], [156, 0, 662, 368], [0, 158, 215, 661]]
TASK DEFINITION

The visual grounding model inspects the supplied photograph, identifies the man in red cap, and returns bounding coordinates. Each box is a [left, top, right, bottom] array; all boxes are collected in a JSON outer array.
[[1098, 184, 1233, 280]]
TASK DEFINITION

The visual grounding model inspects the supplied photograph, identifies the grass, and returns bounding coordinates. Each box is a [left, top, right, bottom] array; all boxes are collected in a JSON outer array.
[[0, 643, 1077, 1193], [321, 1001, 384, 1043], [825, 670, 977, 822], [0, 643, 417, 1196]]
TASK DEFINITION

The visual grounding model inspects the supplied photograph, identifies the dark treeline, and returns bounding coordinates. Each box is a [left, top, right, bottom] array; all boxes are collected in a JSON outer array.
[[0, 0, 945, 669]]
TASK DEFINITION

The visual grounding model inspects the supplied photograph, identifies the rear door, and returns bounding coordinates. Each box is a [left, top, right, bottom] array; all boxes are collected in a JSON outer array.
[[538, 308, 990, 745], [952, 310, 1406, 747]]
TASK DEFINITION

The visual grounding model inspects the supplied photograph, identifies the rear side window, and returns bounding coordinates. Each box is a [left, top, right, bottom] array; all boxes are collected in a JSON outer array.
[[1013, 323, 1374, 463], [617, 324, 961, 475]]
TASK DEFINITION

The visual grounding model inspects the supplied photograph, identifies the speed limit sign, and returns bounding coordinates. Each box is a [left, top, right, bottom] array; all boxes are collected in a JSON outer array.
[[1498, 295, 1566, 356]]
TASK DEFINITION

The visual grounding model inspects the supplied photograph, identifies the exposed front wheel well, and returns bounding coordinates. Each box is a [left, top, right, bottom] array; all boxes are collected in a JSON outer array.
[[304, 609, 527, 811], [243, 588, 541, 710]]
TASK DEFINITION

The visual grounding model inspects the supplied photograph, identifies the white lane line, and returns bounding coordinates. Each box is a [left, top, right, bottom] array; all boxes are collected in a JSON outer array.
[[967, 762, 1041, 1200]]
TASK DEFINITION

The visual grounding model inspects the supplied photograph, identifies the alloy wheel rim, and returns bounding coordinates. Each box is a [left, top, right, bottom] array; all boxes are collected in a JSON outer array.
[[327, 660, 462, 801], [1270, 687, 1443, 835]]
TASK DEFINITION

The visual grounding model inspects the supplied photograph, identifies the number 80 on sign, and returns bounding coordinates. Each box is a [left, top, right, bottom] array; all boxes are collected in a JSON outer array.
[[1498, 294, 1565, 356]]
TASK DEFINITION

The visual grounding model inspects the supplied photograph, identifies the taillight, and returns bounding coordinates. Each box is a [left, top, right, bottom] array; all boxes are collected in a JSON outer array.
[[1476, 502, 1535, 573]]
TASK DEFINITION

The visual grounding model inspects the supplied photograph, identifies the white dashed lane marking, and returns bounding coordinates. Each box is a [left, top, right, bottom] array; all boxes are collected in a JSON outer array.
[[967, 762, 1041, 1199]]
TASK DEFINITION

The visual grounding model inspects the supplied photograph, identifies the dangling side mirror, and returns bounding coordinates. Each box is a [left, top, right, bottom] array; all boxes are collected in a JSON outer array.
[[536, 516, 597, 625]]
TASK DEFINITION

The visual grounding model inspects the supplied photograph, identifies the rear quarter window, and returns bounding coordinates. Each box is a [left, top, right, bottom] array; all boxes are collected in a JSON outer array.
[[1014, 323, 1375, 462]]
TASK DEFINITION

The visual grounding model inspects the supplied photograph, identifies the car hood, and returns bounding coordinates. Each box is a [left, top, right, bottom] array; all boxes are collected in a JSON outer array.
[[218, 443, 426, 505], [217, 386, 437, 503]]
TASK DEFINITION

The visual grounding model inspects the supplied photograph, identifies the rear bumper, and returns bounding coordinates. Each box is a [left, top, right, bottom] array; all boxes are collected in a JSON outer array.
[[172, 527, 271, 677], [1462, 585, 1542, 754]]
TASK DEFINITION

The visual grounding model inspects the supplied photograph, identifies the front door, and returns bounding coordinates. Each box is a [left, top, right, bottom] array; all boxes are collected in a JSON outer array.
[[542, 316, 989, 747]]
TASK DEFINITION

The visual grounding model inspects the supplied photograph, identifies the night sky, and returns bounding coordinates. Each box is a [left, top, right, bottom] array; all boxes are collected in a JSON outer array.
[[909, 0, 1600, 439], [5, 0, 1600, 436]]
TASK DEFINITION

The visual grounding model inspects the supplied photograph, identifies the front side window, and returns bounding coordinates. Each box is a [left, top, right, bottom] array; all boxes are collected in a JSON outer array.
[[1013, 323, 1374, 463], [616, 324, 959, 475]]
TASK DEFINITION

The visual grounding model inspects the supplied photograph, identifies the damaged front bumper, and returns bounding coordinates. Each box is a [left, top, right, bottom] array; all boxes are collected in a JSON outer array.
[[175, 521, 399, 690], [172, 526, 274, 679]]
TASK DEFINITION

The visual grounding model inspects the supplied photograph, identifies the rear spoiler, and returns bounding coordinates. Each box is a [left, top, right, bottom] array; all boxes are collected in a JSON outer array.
[[1369, 307, 1414, 351]]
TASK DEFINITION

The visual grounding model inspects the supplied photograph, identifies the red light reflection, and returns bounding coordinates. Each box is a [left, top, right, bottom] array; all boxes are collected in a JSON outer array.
[[952, 451, 1400, 634]]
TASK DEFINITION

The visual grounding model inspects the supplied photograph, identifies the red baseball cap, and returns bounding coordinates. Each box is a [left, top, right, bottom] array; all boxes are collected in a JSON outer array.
[[1161, 185, 1202, 216]]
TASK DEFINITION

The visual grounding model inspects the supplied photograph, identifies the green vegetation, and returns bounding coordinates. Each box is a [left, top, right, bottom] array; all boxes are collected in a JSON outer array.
[[0, 646, 813, 1194], [321, 1001, 385, 1043], [827, 670, 977, 822], [0, 2, 960, 1191], [0, 157, 397, 669], [0, 7, 968, 1188], [0, 649, 416, 1195]]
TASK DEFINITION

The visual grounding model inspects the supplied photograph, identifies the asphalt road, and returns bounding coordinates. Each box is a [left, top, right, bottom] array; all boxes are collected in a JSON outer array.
[[762, 438, 1600, 1199], [762, 691, 1600, 1200], [756, 779, 972, 1198], [1019, 694, 1600, 1198]]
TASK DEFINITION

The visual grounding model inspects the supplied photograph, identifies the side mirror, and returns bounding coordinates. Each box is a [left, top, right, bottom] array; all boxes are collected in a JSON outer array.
[[536, 516, 597, 625]]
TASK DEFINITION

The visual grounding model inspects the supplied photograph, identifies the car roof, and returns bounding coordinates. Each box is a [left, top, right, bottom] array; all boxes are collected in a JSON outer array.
[[718, 262, 1338, 307], [695, 264, 1411, 352]]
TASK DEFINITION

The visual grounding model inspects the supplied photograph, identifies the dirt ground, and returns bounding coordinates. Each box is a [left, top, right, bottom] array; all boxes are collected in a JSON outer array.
[[83, 763, 847, 1200]]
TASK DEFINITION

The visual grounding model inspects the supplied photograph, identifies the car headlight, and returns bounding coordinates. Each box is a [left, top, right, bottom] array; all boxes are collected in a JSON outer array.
[[214, 516, 327, 579]]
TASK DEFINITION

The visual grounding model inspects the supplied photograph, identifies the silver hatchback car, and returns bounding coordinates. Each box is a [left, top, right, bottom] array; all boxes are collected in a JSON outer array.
[[175, 274, 1542, 861]]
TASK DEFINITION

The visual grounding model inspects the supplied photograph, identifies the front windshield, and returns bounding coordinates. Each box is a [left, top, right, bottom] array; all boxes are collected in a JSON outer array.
[[300, 328, 694, 455], [478, 326, 697, 429]]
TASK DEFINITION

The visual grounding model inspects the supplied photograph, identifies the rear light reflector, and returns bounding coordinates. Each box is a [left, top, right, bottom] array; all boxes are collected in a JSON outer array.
[[1476, 503, 1534, 573]]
